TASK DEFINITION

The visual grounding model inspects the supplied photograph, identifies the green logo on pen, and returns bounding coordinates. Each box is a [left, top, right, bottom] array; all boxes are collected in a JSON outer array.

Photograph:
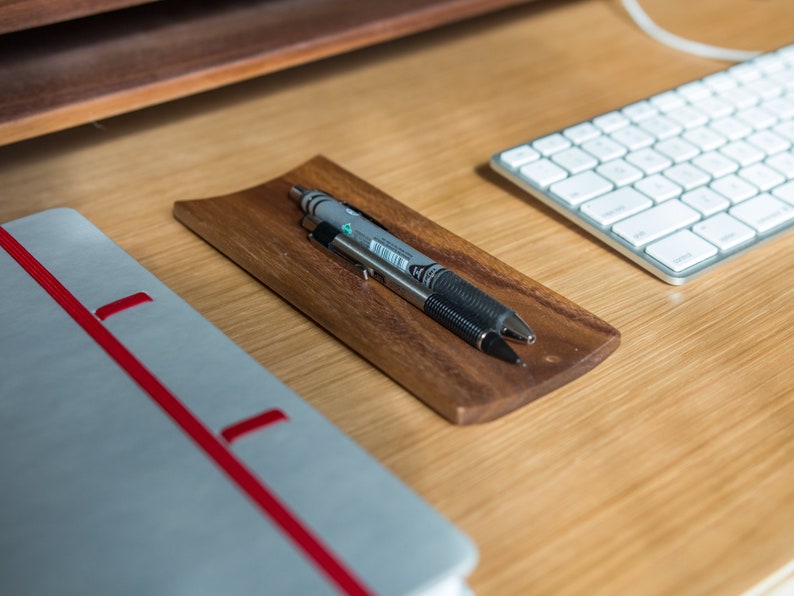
[[342, 223, 353, 235]]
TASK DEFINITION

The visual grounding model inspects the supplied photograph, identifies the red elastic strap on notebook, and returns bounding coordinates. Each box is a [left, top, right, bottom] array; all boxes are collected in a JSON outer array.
[[0, 226, 372, 596], [221, 409, 289, 444], [95, 291, 154, 320]]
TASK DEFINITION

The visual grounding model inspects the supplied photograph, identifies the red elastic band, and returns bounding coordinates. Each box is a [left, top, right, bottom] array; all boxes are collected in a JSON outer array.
[[221, 409, 289, 444], [95, 291, 153, 320]]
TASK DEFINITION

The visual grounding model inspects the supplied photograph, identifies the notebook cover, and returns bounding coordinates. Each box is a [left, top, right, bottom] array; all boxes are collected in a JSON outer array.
[[0, 207, 477, 596], [174, 156, 621, 424]]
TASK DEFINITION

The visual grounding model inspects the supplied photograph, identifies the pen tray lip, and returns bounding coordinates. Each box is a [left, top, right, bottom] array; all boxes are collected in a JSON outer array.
[[173, 155, 620, 424]]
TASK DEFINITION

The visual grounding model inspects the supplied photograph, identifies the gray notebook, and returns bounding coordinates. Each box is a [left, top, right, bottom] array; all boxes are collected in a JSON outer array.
[[0, 208, 477, 596]]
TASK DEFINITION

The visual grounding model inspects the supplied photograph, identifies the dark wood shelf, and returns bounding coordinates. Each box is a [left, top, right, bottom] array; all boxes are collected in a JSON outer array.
[[0, 0, 159, 34], [0, 0, 535, 146]]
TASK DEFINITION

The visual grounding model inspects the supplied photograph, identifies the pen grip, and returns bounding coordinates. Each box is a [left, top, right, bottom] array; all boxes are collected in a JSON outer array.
[[423, 294, 487, 349], [430, 270, 511, 329]]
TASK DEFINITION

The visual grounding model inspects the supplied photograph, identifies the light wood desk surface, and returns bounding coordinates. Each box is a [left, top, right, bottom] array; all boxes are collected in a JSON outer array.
[[1, 0, 793, 593]]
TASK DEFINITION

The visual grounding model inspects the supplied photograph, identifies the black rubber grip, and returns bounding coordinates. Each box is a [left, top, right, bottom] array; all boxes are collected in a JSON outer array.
[[430, 270, 509, 328], [423, 293, 485, 348]]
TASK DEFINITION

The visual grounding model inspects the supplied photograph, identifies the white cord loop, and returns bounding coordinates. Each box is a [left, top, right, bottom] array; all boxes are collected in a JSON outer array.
[[621, 0, 761, 62]]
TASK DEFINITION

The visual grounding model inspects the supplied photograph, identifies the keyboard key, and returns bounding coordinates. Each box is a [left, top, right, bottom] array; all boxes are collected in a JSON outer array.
[[755, 54, 787, 74], [720, 140, 764, 166], [765, 96, 794, 120], [746, 130, 790, 155], [663, 163, 711, 190], [612, 200, 700, 247], [710, 174, 760, 203], [650, 91, 686, 113], [610, 125, 654, 150], [693, 213, 756, 250], [704, 72, 738, 92], [625, 148, 672, 174], [499, 145, 540, 169], [580, 187, 652, 226], [775, 121, 794, 142], [634, 174, 683, 202], [677, 81, 712, 102], [622, 101, 658, 122], [718, 86, 760, 109], [552, 147, 599, 173], [563, 122, 601, 144], [681, 187, 731, 216], [639, 115, 683, 140], [691, 151, 739, 178], [730, 62, 763, 83], [683, 126, 727, 151], [736, 106, 777, 130], [772, 180, 794, 204], [655, 137, 700, 163], [596, 159, 643, 186], [710, 116, 752, 140], [730, 194, 794, 232], [581, 136, 627, 161], [766, 151, 794, 177], [533, 133, 571, 156], [519, 159, 568, 187], [770, 69, 794, 90], [666, 105, 709, 129], [737, 163, 786, 191], [692, 96, 734, 119], [645, 230, 718, 271], [747, 77, 783, 100], [593, 111, 629, 133], [550, 171, 613, 205]]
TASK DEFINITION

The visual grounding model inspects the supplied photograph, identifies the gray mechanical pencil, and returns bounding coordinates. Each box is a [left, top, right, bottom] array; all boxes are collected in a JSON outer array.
[[289, 185, 535, 344], [302, 214, 522, 365]]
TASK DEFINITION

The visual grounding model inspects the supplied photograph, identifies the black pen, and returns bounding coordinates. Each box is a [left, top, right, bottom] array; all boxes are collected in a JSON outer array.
[[289, 185, 536, 344], [302, 214, 523, 365]]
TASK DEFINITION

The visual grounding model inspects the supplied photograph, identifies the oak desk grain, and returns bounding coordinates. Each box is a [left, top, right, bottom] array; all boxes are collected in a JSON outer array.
[[1, 0, 792, 593]]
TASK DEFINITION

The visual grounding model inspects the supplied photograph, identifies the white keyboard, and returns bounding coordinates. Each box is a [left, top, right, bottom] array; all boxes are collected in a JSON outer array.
[[491, 44, 794, 284]]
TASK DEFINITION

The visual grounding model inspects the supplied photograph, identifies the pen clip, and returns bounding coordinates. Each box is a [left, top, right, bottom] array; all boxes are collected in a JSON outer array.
[[303, 214, 369, 280], [308, 234, 369, 280]]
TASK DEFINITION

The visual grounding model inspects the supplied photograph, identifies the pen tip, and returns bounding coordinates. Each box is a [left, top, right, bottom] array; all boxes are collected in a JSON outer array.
[[481, 332, 523, 365]]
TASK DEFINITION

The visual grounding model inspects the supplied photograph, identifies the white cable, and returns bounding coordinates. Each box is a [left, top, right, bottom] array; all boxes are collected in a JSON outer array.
[[620, 0, 761, 62]]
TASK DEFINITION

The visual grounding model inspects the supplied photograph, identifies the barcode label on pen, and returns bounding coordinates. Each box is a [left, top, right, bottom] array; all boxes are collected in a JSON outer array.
[[369, 239, 409, 271]]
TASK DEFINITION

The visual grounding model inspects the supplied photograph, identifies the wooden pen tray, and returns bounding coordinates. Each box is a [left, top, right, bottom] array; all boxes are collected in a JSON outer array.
[[174, 156, 620, 424]]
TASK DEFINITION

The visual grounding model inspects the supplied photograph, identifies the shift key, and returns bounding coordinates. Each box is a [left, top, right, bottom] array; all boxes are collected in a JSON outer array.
[[612, 199, 700, 247]]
